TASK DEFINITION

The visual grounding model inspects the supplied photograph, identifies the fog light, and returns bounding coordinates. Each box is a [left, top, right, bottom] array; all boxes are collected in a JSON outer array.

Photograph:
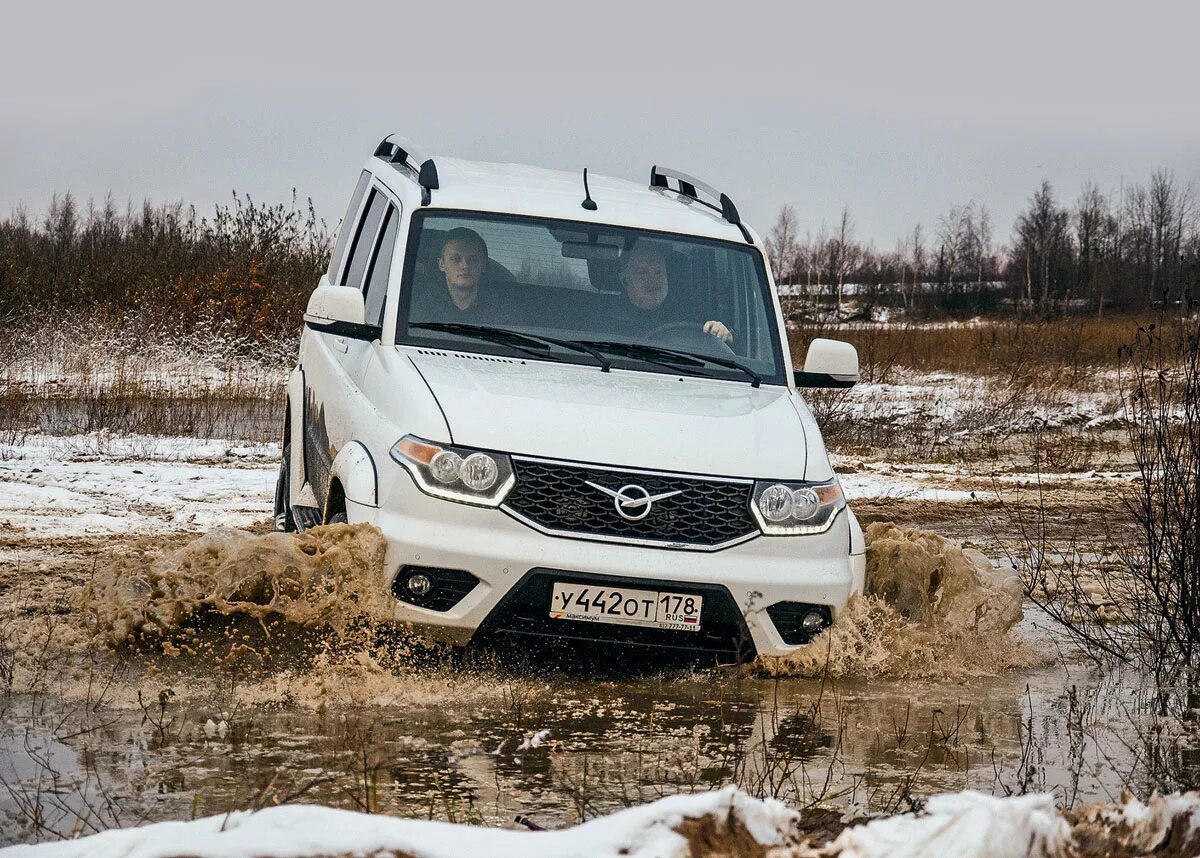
[[800, 610, 826, 634], [406, 573, 433, 596]]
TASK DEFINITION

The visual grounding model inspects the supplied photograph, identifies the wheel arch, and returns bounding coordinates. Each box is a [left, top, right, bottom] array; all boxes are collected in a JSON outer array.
[[328, 440, 379, 517]]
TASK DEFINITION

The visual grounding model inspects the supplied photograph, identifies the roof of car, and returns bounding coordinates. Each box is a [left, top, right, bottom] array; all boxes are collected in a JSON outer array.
[[372, 156, 762, 246]]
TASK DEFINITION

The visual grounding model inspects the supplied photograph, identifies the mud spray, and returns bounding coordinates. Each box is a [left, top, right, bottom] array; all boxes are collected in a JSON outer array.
[[31, 521, 1035, 697], [757, 522, 1033, 679], [51, 523, 507, 708], [83, 523, 394, 646]]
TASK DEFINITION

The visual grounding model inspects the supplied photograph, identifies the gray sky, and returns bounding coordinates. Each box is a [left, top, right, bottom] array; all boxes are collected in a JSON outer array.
[[3, 0, 1198, 248]]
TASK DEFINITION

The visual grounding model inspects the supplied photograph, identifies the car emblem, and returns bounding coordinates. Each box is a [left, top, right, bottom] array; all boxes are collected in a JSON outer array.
[[584, 480, 682, 521]]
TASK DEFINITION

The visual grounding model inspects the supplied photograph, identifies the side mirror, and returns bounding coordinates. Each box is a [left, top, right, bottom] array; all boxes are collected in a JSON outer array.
[[793, 338, 858, 388], [304, 284, 380, 341]]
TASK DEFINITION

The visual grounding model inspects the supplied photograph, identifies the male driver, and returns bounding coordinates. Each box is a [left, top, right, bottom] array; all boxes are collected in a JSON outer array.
[[616, 244, 733, 344]]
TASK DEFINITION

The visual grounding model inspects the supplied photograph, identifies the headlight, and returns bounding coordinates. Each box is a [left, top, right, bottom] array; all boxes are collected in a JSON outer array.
[[390, 436, 515, 506], [750, 479, 845, 535]]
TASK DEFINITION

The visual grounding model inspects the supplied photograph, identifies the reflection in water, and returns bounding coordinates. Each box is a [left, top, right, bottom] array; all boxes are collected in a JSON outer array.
[[0, 631, 1172, 845]]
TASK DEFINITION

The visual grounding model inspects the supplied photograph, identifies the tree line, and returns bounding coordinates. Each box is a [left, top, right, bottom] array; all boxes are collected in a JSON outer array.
[[1, 173, 1195, 340], [766, 171, 1199, 316]]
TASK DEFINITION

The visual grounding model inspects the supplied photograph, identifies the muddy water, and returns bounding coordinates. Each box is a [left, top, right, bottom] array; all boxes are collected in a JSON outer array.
[[758, 522, 1034, 678], [0, 524, 1190, 844]]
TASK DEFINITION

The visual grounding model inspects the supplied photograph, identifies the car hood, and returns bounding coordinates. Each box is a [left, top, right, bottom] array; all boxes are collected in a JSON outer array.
[[407, 351, 817, 479]]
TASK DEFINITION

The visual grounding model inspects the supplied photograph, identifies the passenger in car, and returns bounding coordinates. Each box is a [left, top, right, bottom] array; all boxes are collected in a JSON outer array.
[[410, 228, 513, 323], [614, 244, 733, 344]]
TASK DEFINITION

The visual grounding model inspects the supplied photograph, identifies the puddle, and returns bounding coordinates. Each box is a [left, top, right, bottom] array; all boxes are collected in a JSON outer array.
[[2, 640, 1173, 845], [1, 523, 1195, 844]]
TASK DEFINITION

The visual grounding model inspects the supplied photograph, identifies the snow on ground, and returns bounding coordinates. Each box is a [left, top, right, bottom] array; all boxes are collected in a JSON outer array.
[[5, 786, 1198, 858], [835, 369, 1126, 433], [0, 431, 1130, 540], [0, 434, 276, 537], [839, 471, 980, 503], [833, 456, 1140, 503], [0, 323, 290, 393], [0, 787, 797, 858]]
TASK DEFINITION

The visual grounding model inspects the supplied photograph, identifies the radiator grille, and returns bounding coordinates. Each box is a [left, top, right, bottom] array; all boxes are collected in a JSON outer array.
[[503, 458, 758, 549]]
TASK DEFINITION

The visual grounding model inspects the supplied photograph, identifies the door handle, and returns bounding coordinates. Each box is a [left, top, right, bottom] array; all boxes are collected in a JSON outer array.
[[333, 337, 348, 354]]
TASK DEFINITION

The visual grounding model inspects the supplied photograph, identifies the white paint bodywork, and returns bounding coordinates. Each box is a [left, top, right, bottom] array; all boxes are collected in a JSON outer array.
[[406, 351, 815, 478], [331, 441, 378, 508], [287, 149, 865, 658]]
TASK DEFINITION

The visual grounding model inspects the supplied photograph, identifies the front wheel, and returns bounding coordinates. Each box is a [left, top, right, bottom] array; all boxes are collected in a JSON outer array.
[[273, 442, 296, 532]]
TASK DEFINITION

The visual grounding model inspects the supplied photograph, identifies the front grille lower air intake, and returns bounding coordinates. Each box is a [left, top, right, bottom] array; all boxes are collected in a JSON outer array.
[[502, 457, 758, 550]]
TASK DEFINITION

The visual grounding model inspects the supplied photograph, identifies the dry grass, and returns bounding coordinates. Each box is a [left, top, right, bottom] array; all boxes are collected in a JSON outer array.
[[0, 315, 287, 442], [789, 315, 1157, 383], [0, 380, 282, 442], [0, 313, 1156, 460]]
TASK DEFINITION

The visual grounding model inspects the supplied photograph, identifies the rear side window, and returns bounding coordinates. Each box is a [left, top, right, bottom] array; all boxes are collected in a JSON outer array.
[[363, 204, 399, 326], [341, 189, 388, 288], [326, 171, 371, 282]]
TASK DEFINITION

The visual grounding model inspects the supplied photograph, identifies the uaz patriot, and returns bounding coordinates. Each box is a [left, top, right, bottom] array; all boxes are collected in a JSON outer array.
[[275, 135, 866, 663]]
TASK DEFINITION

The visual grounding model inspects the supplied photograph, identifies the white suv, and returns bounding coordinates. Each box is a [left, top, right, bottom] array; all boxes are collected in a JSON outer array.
[[275, 135, 865, 663]]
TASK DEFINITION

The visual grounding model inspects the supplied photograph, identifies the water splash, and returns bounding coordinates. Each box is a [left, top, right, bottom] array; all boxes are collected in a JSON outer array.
[[758, 523, 1033, 678], [73, 521, 1032, 682], [82, 523, 393, 647]]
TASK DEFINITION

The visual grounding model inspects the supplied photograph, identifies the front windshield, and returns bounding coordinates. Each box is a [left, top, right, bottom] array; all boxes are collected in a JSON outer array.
[[396, 210, 785, 385]]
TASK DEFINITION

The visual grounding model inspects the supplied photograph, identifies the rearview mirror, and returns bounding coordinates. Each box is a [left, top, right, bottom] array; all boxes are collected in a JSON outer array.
[[793, 338, 858, 388], [561, 240, 621, 261], [304, 284, 380, 341]]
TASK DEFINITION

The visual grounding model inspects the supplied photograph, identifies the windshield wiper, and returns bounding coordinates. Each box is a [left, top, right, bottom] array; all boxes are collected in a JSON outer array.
[[580, 339, 762, 388], [410, 323, 611, 372]]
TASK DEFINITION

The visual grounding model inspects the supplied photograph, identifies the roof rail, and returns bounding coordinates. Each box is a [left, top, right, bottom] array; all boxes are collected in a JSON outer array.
[[373, 135, 440, 205], [649, 166, 752, 243]]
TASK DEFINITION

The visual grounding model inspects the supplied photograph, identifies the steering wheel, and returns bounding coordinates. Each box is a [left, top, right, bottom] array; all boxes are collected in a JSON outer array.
[[646, 322, 736, 356]]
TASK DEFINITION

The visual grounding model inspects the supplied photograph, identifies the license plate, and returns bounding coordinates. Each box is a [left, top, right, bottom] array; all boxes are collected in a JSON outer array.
[[549, 583, 703, 632]]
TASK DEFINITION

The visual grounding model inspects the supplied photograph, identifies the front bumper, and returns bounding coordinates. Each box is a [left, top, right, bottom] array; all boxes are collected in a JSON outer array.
[[349, 469, 865, 659]]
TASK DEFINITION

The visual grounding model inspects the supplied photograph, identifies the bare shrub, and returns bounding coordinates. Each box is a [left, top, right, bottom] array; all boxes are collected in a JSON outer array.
[[0, 192, 330, 344], [1117, 310, 1200, 674], [1005, 306, 1200, 791], [1015, 311, 1200, 674]]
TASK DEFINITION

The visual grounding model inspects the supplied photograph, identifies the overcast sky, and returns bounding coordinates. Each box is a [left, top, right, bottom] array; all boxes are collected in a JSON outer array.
[[3, 0, 1198, 247]]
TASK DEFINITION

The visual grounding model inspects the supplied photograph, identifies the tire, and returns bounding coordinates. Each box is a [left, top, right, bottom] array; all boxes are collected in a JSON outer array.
[[273, 442, 296, 532], [327, 512, 348, 525]]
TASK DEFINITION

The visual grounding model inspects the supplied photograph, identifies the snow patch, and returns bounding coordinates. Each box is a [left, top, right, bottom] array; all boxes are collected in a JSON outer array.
[[0, 785, 800, 858], [6, 788, 1200, 857], [0, 433, 276, 536]]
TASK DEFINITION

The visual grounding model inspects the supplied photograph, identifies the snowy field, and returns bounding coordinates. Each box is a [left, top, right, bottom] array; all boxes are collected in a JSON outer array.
[[0, 367, 1194, 854], [0, 434, 954, 541]]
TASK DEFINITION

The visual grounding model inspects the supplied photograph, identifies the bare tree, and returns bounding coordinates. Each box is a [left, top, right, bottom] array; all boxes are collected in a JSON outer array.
[[765, 205, 800, 288], [1073, 182, 1117, 313], [1010, 181, 1073, 312], [908, 223, 926, 311], [1146, 170, 1196, 298], [826, 208, 861, 312], [975, 205, 993, 286]]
